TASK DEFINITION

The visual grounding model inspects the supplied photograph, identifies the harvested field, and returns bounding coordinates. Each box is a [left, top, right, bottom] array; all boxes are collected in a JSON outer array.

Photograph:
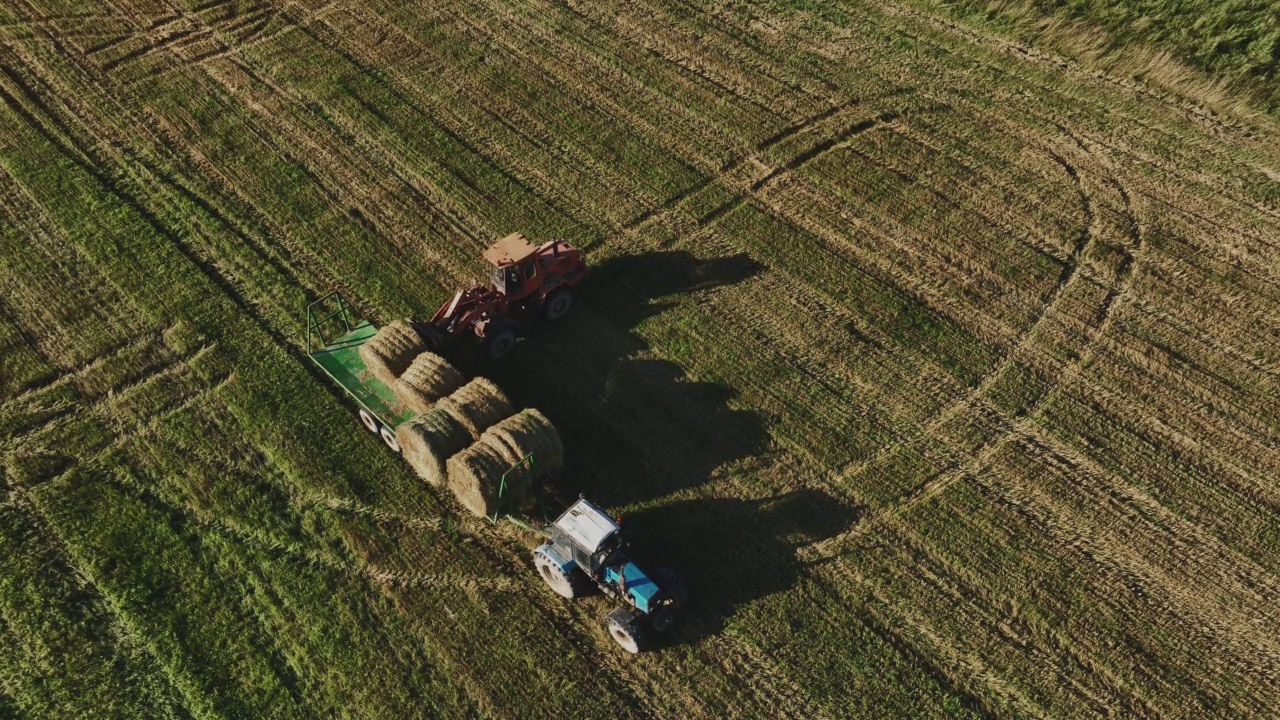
[[393, 350, 466, 413], [2, 0, 1279, 717], [438, 377, 514, 438]]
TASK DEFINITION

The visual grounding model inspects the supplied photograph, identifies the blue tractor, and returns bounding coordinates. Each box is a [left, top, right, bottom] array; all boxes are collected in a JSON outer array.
[[533, 497, 688, 653]]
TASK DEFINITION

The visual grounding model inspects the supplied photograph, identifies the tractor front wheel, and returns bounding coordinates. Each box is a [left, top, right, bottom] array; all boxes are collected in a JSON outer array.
[[484, 320, 517, 360], [534, 551, 589, 599], [415, 323, 443, 351], [606, 607, 647, 654], [543, 288, 573, 321]]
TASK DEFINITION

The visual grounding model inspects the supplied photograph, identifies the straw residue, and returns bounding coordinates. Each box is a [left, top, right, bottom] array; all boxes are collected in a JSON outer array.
[[397, 408, 471, 486], [447, 409, 562, 517], [437, 377, 514, 439], [394, 351, 466, 413], [359, 320, 425, 386]]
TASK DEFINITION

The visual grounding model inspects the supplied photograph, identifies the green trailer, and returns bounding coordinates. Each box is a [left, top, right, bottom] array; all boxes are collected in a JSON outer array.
[[305, 291, 417, 452], [304, 291, 545, 524]]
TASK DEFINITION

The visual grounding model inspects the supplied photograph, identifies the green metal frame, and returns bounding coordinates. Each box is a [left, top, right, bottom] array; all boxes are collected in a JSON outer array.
[[306, 291, 360, 354], [491, 453, 551, 533], [305, 291, 416, 430]]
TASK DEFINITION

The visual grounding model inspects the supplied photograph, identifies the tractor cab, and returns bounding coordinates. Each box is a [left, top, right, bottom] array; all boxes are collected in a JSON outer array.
[[484, 233, 541, 298], [548, 497, 624, 575]]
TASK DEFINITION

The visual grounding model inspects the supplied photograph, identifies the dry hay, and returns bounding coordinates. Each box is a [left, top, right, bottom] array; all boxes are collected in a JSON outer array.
[[394, 351, 466, 413], [396, 408, 472, 486], [437, 377, 514, 439], [447, 409, 563, 517], [359, 320, 425, 386]]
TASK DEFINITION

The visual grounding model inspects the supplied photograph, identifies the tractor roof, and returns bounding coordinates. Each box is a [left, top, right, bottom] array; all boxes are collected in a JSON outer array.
[[482, 232, 537, 266], [554, 498, 620, 553]]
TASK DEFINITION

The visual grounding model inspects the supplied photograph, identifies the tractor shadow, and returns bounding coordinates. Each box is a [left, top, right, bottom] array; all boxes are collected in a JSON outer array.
[[477, 250, 771, 507], [622, 488, 859, 643]]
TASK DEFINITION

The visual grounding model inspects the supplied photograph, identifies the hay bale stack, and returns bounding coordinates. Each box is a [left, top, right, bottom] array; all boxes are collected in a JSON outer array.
[[447, 409, 563, 518], [359, 320, 425, 386], [396, 408, 471, 486], [394, 351, 466, 413], [437, 378, 514, 439]]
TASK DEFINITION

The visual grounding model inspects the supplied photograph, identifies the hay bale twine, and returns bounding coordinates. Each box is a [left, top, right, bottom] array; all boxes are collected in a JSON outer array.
[[359, 320, 425, 386], [446, 441, 515, 517], [437, 377, 514, 439], [397, 408, 471, 486], [394, 351, 466, 413], [446, 409, 562, 518]]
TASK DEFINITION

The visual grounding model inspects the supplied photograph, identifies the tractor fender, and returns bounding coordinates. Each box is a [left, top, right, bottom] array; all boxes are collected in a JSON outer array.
[[533, 542, 576, 574], [537, 274, 565, 301]]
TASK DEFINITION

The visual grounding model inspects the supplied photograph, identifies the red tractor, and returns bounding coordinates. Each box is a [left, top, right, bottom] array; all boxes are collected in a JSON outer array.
[[413, 233, 588, 359]]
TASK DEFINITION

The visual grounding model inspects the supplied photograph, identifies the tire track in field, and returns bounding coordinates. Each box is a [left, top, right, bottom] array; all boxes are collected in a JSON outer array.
[[771, 99, 1280, 708], [815, 127, 1144, 545], [0, 47, 367, 442], [118, 1, 341, 89], [864, 0, 1280, 238], [0, 489, 201, 719], [7, 18, 675, 712], [1, 338, 205, 451], [3, 13, 359, 335]]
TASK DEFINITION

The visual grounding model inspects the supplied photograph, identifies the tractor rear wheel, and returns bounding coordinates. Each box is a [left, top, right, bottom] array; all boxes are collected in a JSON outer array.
[[606, 607, 647, 654], [484, 320, 517, 360], [543, 288, 573, 321], [534, 551, 589, 599], [358, 408, 379, 434], [379, 425, 401, 453]]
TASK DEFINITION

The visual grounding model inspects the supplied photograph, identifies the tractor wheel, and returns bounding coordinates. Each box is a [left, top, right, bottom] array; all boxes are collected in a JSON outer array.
[[606, 607, 647, 654], [484, 321, 517, 360], [379, 425, 401, 453], [358, 408, 379, 434], [543, 288, 573, 321], [534, 550, 589, 599], [416, 324, 443, 352], [653, 567, 689, 611]]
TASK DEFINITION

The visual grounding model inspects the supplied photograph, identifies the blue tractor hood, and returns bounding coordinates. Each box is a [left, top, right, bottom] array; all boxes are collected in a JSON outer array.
[[604, 562, 661, 614]]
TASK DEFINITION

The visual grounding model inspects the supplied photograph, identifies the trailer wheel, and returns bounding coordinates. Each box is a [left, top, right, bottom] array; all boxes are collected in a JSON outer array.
[[379, 425, 401, 453], [484, 321, 517, 360], [606, 607, 646, 654], [543, 288, 573, 321], [358, 408, 379, 434], [534, 550, 589, 599]]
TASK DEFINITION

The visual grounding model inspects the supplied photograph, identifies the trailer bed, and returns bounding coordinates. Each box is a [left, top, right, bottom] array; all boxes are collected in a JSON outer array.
[[307, 316, 415, 430]]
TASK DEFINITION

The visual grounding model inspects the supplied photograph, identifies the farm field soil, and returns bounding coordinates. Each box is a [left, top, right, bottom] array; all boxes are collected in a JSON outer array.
[[2, 0, 1279, 717]]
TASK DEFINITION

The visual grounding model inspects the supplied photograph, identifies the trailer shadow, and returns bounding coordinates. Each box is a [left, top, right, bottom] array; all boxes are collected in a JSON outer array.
[[621, 488, 859, 643], [473, 249, 771, 507]]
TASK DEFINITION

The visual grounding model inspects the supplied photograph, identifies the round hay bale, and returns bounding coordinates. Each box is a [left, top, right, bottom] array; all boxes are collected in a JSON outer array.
[[397, 408, 471, 486], [437, 377, 513, 439], [393, 352, 466, 413], [359, 320, 425, 386], [477, 408, 563, 486], [446, 441, 517, 517]]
